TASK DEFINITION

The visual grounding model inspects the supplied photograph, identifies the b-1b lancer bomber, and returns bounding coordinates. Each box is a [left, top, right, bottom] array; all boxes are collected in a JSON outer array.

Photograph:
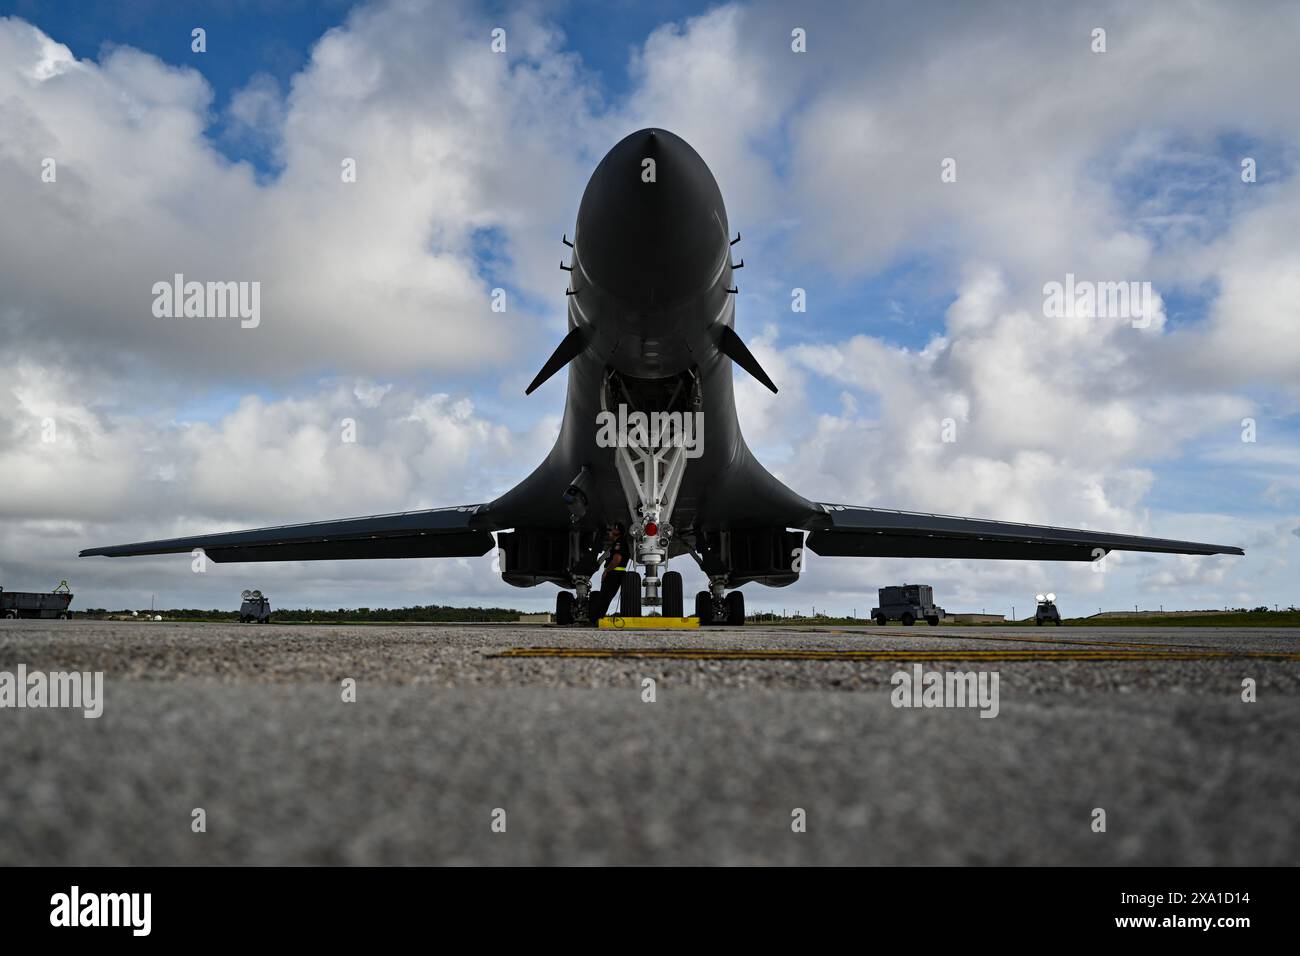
[[82, 129, 1244, 624]]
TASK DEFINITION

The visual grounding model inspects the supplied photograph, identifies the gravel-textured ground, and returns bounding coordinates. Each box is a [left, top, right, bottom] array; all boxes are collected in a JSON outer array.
[[1, 620, 1296, 865]]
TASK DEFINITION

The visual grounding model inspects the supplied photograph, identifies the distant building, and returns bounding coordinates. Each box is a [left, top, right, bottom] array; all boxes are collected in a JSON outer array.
[[946, 613, 1006, 624], [518, 612, 554, 624]]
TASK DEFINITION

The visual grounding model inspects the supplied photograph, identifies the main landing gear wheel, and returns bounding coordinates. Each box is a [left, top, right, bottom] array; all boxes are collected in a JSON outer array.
[[695, 590, 712, 623], [556, 591, 575, 625], [725, 590, 745, 626], [661, 571, 684, 617], [875, 614, 887, 626], [901, 612, 915, 627], [927, 616, 939, 626], [619, 571, 642, 616]]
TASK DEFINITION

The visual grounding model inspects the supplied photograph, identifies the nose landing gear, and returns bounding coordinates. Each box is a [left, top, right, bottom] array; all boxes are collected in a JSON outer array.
[[604, 370, 698, 617]]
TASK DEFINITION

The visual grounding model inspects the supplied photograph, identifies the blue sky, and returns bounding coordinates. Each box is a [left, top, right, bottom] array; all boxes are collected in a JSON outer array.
[[1, 0, 1297, 616]]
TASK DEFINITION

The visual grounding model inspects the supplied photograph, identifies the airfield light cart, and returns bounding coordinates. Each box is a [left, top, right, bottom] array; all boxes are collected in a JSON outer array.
[[1035, 593, 1062, 626], [0, 580, 74, 620], [872, 584, 944, 627], [239, 589, 272, 623]]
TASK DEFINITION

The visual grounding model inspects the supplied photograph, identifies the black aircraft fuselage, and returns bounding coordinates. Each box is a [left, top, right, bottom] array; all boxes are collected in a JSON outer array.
[[490, 128, 815, 586]]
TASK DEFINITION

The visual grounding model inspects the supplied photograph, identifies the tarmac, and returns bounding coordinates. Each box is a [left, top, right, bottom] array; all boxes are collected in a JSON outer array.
[[1, 619, 1297, 865]]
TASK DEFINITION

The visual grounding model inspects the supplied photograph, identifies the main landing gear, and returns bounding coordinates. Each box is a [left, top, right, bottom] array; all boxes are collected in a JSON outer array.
[[695, 576, 744, 626], [555, 573, 592, 626]]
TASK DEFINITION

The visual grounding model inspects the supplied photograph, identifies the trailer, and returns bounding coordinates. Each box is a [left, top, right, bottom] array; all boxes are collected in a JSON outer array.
[[239, 589, 272, 623], [872, 584, 944, 626], [1, 581, 74, 620]]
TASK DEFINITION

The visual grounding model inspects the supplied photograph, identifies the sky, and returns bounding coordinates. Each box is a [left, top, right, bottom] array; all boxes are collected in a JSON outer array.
[[1, 0, 1297, 617]]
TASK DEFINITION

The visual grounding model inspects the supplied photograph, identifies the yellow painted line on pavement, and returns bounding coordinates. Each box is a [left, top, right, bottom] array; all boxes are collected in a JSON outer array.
[[492, 646, 1300, 663], [882, 633, 1217, 651]]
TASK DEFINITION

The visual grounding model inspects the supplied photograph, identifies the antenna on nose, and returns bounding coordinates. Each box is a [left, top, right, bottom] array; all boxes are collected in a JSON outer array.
[[729, 232, 741, 245]]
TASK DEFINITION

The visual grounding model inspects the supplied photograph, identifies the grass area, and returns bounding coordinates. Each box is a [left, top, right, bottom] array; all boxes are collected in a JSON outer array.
[[75, 605, 524, 624], [1057, 611, 1300, 628]]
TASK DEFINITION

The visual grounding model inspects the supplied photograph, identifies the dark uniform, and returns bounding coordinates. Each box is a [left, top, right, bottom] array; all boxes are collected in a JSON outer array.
[[587, 525, 629, 623]]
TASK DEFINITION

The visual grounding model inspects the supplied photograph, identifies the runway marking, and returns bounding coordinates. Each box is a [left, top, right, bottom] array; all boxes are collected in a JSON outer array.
[[494, 646, 1300, 663], [777, 627, 1222, 651], [880, 633, 1221, 651]]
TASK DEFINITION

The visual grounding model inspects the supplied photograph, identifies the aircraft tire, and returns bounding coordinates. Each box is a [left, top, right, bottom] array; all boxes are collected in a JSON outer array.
[[555, 590, 575, 625], [725, 590, 745, 626], [695, 590, 712, 623], [661, 571, 683, 617], [620, 572, 642, 616]]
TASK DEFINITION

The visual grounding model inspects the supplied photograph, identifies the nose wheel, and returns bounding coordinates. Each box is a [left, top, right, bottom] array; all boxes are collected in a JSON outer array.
[[619, 571, 642, 616], [660, 570, 683, 617]]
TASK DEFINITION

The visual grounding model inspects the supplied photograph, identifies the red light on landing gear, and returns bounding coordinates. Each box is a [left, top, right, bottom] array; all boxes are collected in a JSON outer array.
[[645, 522, 658, 536]]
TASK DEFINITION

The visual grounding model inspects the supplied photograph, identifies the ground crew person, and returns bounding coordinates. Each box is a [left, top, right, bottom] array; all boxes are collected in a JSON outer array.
[[588, 523, 629, 623]]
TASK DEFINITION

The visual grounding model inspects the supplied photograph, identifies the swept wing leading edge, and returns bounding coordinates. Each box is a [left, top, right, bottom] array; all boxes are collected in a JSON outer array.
[[804, 505, 1244, 562], [79, 505, 495, 563]]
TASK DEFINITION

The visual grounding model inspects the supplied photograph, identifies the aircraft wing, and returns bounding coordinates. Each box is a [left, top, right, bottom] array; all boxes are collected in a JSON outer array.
[[803, 505, 1243, 562], [80, 505, 496, 563]]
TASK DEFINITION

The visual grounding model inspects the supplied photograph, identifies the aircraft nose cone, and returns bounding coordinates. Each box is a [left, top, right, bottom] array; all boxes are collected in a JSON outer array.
[[575, 129, 729, 307]]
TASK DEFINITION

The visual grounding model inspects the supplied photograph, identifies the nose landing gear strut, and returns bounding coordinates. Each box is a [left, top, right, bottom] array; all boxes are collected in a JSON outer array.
[[605, 373, 696, 618]]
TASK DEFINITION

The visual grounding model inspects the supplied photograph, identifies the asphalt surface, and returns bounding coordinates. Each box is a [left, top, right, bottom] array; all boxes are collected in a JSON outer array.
[[1, 620, 1297, 865]]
